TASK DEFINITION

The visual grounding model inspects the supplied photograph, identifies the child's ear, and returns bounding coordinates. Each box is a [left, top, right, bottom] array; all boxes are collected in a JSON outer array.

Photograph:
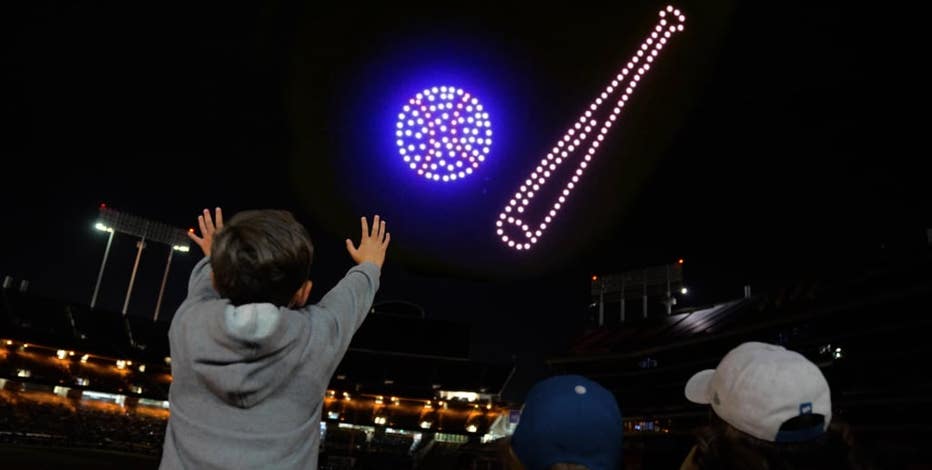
[[292, 280, 313, 308]]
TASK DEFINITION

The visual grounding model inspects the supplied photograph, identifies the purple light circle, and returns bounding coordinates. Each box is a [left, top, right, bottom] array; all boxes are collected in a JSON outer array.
[[395, 86, 493, 182]]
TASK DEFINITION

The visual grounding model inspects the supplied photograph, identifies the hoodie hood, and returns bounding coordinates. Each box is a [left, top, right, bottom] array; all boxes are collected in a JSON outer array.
[[190, 302, 302, 408]]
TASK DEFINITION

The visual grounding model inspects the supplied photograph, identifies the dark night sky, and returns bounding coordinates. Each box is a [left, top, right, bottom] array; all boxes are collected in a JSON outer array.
[[1, 2, 926, 362]]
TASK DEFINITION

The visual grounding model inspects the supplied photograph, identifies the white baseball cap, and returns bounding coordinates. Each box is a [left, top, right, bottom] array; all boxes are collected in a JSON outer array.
[[685, 342, 832, 443]]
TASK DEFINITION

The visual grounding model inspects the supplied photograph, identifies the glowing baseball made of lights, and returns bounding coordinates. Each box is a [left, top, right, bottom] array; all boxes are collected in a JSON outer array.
[[396, 86, 493, 183], [496, 6, 686, 251]]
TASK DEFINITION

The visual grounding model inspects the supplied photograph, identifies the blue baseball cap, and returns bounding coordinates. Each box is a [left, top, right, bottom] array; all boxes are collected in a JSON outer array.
[[511, 375, 623, 470]]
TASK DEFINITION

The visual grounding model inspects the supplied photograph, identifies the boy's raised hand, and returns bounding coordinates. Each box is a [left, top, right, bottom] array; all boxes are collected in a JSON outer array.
[[345, 215, 390, 269], [188, 207, 224, 257]]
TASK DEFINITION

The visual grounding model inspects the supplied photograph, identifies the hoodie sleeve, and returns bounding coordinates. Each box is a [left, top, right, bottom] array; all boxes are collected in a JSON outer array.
[[304, 262, 380, 363], [187, 257, 220, 301]]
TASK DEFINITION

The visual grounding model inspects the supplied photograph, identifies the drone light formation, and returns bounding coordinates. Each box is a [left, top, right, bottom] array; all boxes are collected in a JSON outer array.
[[496, 6, 686, 251]]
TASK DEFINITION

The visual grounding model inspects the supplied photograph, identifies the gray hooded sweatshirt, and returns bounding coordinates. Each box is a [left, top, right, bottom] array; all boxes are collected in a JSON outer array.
[[160, 257, 380, 469]]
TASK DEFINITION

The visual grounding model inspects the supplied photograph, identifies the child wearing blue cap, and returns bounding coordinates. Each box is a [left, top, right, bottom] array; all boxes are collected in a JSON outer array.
[[510, 375, 623, 470]]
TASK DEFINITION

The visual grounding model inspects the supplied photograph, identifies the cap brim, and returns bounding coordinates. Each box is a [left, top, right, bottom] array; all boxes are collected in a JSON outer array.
[[685, 369, 715, 404]]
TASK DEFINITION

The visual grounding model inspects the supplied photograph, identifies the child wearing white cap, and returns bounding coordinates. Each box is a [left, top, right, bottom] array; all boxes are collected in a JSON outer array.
[[680, 342, 871, 470]]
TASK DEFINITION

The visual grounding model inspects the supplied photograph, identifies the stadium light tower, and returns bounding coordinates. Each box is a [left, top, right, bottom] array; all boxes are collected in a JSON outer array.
[[154, 244, 190, 321], [90, 205, 190, 317], [90, 221, 115, 309]]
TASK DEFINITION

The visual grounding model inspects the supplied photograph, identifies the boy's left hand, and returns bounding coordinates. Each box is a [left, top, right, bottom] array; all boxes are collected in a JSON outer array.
[[188, 207, 223, 257]]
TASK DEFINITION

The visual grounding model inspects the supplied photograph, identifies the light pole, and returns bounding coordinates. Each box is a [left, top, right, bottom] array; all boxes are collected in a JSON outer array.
[[154, 244, 189, 321], [122, 237, 146, 316], [90, 223, 115, 309]]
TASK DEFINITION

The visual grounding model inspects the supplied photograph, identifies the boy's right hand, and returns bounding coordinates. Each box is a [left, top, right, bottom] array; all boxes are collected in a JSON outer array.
[[345, 215, 390, 269], [187, 207, 223, 257]]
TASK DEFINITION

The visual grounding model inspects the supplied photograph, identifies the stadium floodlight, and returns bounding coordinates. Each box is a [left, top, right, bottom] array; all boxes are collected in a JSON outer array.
[[90, 205, 191, 319], [90, 221, 117, 309]]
